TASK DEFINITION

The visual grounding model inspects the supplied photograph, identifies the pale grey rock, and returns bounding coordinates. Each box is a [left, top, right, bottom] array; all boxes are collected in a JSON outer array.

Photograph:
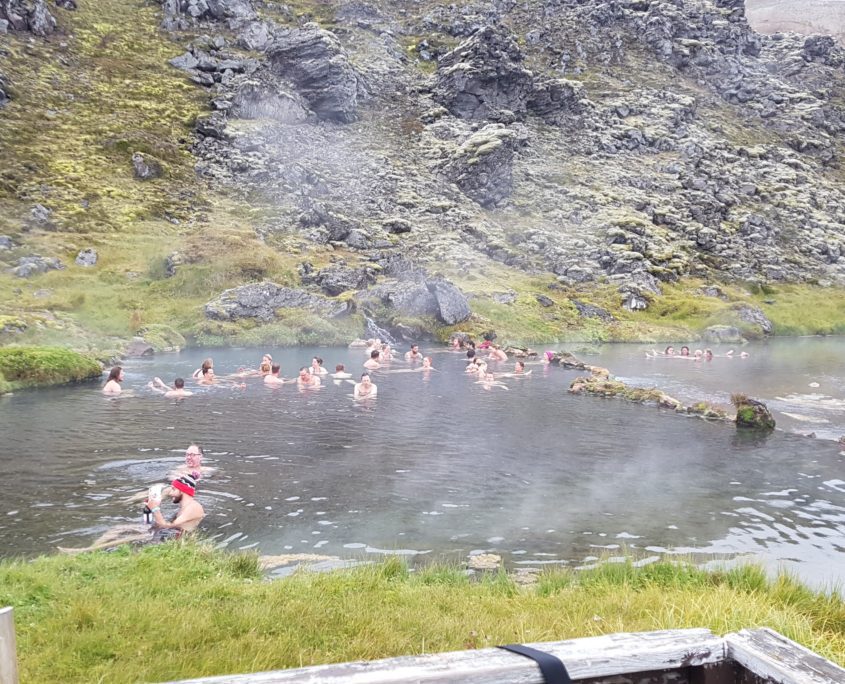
[[205, 281, 350, 321], [12, 255, 63, 278], [75, 248, 97, 267]]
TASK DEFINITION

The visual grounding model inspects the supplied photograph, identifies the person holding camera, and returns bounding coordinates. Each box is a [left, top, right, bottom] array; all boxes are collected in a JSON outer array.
[[145, 474, 205, 535]]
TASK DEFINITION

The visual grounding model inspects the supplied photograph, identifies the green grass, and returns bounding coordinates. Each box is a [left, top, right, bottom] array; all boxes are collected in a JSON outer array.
[[0, 346, 101, 393], [2, 543, 844, 682]]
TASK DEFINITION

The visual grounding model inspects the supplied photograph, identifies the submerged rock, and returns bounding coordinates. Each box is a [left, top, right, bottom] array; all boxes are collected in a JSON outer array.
[[205, 281, 351, 322]]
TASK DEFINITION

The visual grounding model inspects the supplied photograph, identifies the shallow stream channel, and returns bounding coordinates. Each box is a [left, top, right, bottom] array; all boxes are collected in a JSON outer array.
[[1, 340, 844, 588]]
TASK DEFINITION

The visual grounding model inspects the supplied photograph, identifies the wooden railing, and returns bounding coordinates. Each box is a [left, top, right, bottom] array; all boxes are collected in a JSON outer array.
[[168, 627, 845, 683]]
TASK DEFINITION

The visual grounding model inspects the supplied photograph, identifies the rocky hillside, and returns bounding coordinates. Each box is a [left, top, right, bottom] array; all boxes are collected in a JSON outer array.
[[3, 0, 845, 352]]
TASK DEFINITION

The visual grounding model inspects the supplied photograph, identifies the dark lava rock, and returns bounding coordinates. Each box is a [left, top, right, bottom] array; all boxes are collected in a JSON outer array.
[[55, 0, 76, 9], [441, 124, 524, 208], [160, 0, 256, 29], [572, 300, 614, 322], [236, 20, 275, 52], [1, 0, 56, 35], [733, 395, 775, 430], [75, 248, 97, 267], [535, 294, 554, 307], [427, 278, 471, 324], [125, 339, 155, 358], [382, 218, 412, 234], [303, 263, 377, 296], [735, 305, 773, 335], [232, 79, 310, 123], [267, 24, 359, 123], [205, 281, 350, 322], [30, 203, 52, 225], [0, 72, 9, 108], [433, 25, 533, 121], [132, 152, 163, 180], [703, 324, 743, 343], [11, 255, 63, 278]]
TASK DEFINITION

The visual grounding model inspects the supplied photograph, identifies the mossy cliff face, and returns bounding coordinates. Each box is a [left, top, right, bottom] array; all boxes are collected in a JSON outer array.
[[2, 0, 845, 351]]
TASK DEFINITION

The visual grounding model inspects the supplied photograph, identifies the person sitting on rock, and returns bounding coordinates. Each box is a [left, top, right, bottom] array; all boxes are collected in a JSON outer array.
[[364, 350, 381, 370], [103, 366, 124, 395], [353, 372, 377, 399], [148, 376, 193, 398]]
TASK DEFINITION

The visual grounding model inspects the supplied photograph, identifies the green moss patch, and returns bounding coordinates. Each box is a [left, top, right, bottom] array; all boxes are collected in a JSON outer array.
[[0, 346, 101, 392]]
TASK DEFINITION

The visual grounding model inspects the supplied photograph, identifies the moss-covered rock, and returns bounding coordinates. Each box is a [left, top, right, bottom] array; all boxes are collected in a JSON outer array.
[[139, 324, 185, 352], [732, 393, 776, 430], [0, 346, 101, 393]]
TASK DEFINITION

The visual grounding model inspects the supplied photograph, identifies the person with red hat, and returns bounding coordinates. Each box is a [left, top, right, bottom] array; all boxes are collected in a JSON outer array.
[[146, 474, 205, 533]]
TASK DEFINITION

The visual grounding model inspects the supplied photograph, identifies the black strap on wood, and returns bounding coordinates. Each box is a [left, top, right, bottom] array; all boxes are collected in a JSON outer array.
[[498, 644, 573, 684]]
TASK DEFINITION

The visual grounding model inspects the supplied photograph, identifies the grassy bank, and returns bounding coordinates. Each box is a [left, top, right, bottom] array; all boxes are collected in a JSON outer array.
[[1, 543, 844, 682], [0, 346, 101, 393]]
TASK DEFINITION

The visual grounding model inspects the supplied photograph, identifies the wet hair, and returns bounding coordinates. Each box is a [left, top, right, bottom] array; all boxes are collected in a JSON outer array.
[[174, 378, 185, 389], [335, 364, 345, 372], [313, 356, 323, 366], [411, 344, 418, 350], [515, 361, 525, 370], [107, 366, 122, 382], [370, 350, 380, 359], [271, 363, 281, 374], [680, 346, 690, 355], [202, 366, 212, 376], [664, 346, 674, 354], [202, 358, 213, 371], [466, 349, 476, 359], [360, 372, 370, 380], [468, 341, 476, 349], [299, 366, 309, 373], [260, 362, 271, 373]]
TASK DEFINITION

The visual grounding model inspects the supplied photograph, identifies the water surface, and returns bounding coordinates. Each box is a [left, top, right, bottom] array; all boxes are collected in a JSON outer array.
[[1, 342, 843, 588]]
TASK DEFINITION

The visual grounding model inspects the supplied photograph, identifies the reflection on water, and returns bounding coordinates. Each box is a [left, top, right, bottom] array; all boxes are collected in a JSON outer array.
[[1, 342, 844, 588]]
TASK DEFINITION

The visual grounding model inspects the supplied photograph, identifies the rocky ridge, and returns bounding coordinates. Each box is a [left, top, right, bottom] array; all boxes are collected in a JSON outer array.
[[3, 0, 845, 346]]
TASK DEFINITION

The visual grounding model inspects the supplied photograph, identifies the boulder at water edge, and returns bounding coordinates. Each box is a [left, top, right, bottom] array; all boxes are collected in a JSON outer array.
[[733, 394, 776, 430]]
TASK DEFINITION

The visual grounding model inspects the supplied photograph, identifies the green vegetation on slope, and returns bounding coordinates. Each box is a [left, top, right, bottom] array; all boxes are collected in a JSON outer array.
[[1, 543, 844, 682], [0, 346, 101, 393]]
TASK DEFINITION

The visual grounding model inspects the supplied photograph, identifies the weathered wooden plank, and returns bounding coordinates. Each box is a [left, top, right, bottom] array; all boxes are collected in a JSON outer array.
[[0, 607, 19, 684], [726, 627, 845, 684], [167, 628, 724, 684]]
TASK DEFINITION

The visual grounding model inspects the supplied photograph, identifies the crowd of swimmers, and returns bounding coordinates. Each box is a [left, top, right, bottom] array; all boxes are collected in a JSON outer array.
[[101, 335, 545, 400], [646, 345, 749, 361]]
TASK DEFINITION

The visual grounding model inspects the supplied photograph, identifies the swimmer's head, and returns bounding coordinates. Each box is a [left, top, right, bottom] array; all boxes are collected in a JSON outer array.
[[260, 362, 271, 373], [171, 474, 197, 501], [515, 361, 525, 371], [665, 346, 674, 355], [466, 349, 476, 359], [545, 351, 554, 362], [335, 364, 345, 372], [271, 363, 281, 375], [202, 358, 213, 371], [370, 350, 380, 359], [108, 366, 123, 382], [174, 377, 185, 389], [185, 445, 203, 470]]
